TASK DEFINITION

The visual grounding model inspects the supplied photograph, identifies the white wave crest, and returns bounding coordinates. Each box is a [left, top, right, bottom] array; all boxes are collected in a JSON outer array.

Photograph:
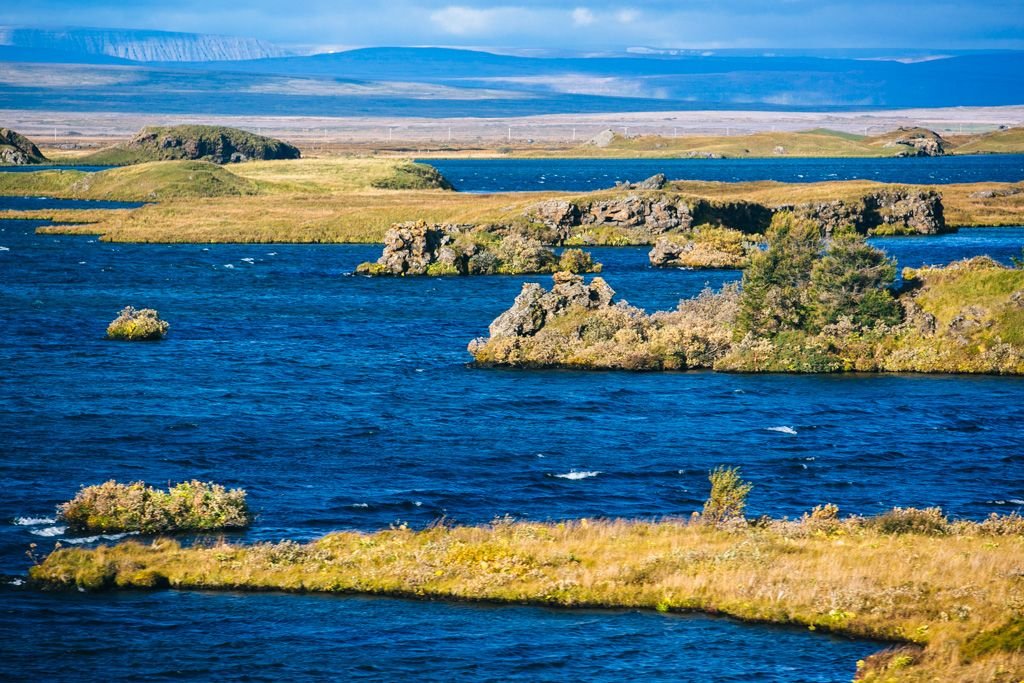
[[63, 532, 138, 545], [14, 516, 56, 526], [31, 526, 66, 537], [555, 470, 601, 480], [767, 426, 798, 435]]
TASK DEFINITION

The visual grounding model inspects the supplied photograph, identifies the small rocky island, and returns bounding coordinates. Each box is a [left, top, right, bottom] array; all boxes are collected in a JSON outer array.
[[470, 212, 1023, 374], [356, 221, 601, 276]]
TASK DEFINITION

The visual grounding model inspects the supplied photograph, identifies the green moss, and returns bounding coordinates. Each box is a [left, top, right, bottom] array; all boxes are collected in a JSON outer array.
[[78, 125, 301, 166], [962, 618, 1024, 661]]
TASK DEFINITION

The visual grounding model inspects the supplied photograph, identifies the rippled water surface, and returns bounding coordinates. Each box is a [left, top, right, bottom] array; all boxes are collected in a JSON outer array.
[[425, 154, 1024, 192], [1, 194, 1023, 681]]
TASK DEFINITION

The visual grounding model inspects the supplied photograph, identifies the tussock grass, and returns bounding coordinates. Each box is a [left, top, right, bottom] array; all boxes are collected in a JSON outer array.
[[106, 306, 169, 341], [58, 480, 250, 533], [30, 509, 1024, 681]]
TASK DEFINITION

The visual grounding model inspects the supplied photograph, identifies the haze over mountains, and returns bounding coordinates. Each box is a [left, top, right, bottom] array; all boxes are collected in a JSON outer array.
[[1, 26, 1022, 118]]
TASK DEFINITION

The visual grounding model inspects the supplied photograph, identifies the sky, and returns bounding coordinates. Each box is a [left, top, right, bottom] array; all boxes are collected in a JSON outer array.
[[1, 0, 1022, 52]]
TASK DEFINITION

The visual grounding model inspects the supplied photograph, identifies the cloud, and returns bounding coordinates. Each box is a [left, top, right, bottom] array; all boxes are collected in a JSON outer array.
[[615, 8, 639, 23], [430, 6, 501, 35], [571, 7, 595, 26]]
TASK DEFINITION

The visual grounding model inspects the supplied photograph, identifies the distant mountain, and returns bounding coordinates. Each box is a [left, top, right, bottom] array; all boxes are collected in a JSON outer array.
[[0, 26, 289, 62], [0, 41, 1022, 117]]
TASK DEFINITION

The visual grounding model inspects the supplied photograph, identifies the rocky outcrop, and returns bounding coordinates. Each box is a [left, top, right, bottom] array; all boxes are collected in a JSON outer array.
[[884, 128, 947, 157], [789, 190, 946, 235], [615, 173, 668, 191], [580, 195, 691, 233], [481, 272, 616, 340], [969, 187, 1022, 199], [0, 127, 46, 165], [85, 125, 301, 165], [356, 221, 601, 277]]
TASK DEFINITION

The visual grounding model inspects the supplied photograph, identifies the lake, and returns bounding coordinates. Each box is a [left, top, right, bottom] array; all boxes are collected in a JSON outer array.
[[424, 154, 1024, 192], [1, 194, 1022, 681]]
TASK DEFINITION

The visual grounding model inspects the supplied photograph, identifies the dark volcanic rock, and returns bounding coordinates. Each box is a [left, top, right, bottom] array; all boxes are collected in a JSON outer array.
[[615, 173, 668, 190], [484, 272, 616, 339], [789, 190, 946, 235], [0, 127, 46, 165], [580, 195, 691, 233]]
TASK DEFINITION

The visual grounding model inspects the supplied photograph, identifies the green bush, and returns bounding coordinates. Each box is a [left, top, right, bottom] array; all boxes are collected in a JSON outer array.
[[106, 306, 169, 341], [59, 480, 251, 533], [701, 466, 753, 526], [558, 248, 602, 273]]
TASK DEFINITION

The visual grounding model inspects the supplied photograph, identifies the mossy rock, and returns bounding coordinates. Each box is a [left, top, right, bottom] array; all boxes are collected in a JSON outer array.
[[106, 307, 169, 341]]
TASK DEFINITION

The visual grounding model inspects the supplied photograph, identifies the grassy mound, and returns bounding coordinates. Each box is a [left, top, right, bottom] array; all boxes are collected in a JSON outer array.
[[370, 162, 453, 190], [106, 306, 169, 341], [79, 125, 301, 166], [58, 480, 250, 533]]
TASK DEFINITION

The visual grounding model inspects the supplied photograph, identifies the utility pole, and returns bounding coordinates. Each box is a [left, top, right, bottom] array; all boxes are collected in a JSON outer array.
[[572, 127, 576, 142], [448, 127, 452, 142], [508, 126, 512, 142], [388, 127, 393, 142]]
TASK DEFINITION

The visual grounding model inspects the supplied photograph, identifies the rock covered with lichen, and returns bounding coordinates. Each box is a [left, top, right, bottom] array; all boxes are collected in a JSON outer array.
[[356, 221, 601, 276]]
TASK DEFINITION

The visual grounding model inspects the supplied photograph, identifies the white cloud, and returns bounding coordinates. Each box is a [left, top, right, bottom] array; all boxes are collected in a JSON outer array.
[[572, 7, 596, 26], [616, 8, 640, 23], [430, 6, 502, 36]]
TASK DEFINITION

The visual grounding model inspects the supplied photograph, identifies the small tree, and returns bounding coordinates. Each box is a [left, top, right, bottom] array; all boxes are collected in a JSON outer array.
[[736, 212, 822, 337], [702, 466, 753, 526], [807, 227, 902, 330]]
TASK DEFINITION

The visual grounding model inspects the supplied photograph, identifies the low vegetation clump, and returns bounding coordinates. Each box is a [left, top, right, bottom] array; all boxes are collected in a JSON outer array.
[[649, 226, 762, 269], [106, 306, 170, 341], [471, 212, 1024, 374], [30, 482, 1024, 681], [369, 162, 453, 190], [356, 221, 601, 276], [58, 480, 250, 533]]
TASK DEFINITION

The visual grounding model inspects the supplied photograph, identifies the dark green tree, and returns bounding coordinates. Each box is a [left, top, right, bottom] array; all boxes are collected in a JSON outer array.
[[808, 227, 902, 330], [736, 212, 822, 337]]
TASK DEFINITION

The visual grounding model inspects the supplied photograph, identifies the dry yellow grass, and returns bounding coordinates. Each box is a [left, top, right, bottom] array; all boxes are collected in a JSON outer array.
[[8, 156, 1022, 243], [30, 513, 1024, 682]]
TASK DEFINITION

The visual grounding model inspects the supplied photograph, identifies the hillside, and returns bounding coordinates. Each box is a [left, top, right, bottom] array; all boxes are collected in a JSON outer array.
[[78, 125, 301, 165]]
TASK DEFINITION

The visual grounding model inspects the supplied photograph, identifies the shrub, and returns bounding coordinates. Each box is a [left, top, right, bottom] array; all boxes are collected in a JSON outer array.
[[59, 480, 250, 533], [106, 306, 169, 341], [558, 248, 602, 273], [701, 466, 753, 526], [870, 507, 949, 535]]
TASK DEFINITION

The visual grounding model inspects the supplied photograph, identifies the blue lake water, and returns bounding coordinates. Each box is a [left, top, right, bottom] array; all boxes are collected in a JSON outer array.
[[424, 154, 1024, 192], [1, 195, 1022, 681], [0, 165, 114, 174]]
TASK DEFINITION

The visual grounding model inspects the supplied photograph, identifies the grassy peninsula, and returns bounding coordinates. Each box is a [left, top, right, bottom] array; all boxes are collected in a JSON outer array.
[[31, 501, 1024, 682]]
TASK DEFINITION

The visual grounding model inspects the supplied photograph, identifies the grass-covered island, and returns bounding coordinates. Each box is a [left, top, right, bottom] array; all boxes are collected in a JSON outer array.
[[356, 220, 601, 276], [30, 469, 1024, 682], [106, 306, 170, 341], [59, 480, 250, 533], [470, 213, 1024, 373]]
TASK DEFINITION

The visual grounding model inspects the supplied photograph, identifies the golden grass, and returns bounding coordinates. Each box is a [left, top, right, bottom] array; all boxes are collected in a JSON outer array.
[[8, 156, 1022, 244], [30, 513, 1024, 681]]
